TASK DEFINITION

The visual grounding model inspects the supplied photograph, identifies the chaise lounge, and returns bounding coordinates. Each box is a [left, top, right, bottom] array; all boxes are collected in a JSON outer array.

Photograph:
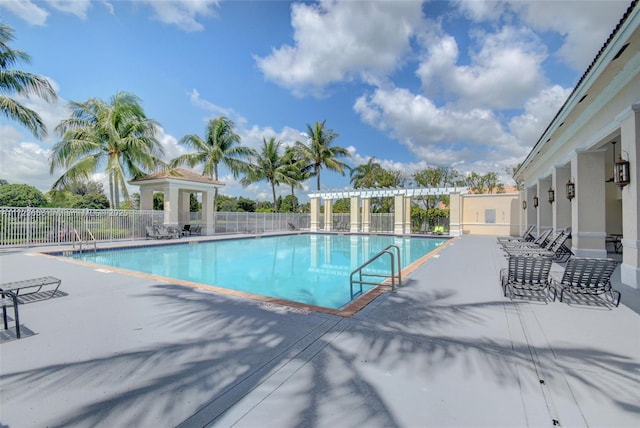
[[552, 257, 621, 306]]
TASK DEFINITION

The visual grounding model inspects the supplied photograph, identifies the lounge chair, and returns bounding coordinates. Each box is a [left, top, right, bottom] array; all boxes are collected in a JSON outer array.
[[500, 255, 554, 301], [497, 225, 535, 244], [552, 257, 620, 306], [504, 230, 573, 262], [501, 229, 553, 250], [1, 290, 20, 338], [190, 224, 202, 235], [146, 226, 179, 239]]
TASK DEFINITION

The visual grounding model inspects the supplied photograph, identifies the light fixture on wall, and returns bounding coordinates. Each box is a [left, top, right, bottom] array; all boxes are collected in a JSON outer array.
[[522, 200, 527, 210], [533, 196, 539, 208], [548, 187, 555, 204], [566, 179, 575, 200], [615, 153, 630, 188]]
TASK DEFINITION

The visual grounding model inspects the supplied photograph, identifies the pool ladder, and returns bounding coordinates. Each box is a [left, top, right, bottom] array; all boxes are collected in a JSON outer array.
[[72, 228, 97, 254], [350, 244, 401, 298]]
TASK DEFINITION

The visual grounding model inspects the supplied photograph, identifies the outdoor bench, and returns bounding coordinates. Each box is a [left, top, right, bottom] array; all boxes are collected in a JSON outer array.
[[0, 276, 62, 298]]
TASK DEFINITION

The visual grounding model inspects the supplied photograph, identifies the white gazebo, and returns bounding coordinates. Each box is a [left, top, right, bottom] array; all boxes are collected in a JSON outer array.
[[129, 168, 224, 235], [308, 187, 469, 236]]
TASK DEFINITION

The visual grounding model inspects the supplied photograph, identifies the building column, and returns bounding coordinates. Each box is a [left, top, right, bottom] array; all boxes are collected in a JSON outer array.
[[619, 104, 640, 288], [350, 196, 361, 233], [519, 189, 527, 236], [323, 198, 333, 232], [362, 198, 371, 233], [139, 187, 154, 211], [537, 177, 552, 232], [202, 190, 215, 235], [572, 149, 607, 258], [163, 185, 179, 226], [553, 166, 572, 231], [449, 192, 462, 236]]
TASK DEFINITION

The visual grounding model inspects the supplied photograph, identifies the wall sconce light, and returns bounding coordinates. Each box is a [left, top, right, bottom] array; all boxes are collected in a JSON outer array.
[[566, 179, 575, 200], [533, 196, 539, 208], [547, 187, 555, 204], [614, 154, 630, 188], [522, 200, 527, 210]]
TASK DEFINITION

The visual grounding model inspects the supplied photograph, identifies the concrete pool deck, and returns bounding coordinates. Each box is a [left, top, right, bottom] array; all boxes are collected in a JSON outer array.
[[0, 234, 638, 427]]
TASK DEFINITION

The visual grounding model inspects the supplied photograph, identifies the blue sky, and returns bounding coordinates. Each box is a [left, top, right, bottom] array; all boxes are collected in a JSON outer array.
[[0, 0, 632, 202]]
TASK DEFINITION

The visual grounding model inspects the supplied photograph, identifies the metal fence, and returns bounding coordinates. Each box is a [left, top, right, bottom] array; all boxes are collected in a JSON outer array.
[[0, 207, 441, 248], [0, 207, 165, 247]]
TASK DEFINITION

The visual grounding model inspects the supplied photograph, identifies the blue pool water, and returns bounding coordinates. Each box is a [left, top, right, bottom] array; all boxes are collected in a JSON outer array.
[[70, 234, 447, 309]]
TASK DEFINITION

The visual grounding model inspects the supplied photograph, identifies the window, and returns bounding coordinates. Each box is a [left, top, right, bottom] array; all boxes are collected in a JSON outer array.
[[485, 209, 496, 224]]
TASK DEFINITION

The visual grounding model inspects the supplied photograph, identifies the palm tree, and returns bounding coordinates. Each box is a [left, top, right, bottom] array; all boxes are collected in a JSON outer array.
[[242, 137, 295, 212], [350, 157, 382, 188], [0, 23, 57, 139], [282, 146, 309, 211], [50, 92, 164, 208], [171, 116, 252, 213], [295, 120, 350, 191]]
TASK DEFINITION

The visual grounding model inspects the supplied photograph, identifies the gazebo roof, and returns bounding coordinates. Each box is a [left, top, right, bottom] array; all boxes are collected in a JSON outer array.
[[129, 168, 224, 192]]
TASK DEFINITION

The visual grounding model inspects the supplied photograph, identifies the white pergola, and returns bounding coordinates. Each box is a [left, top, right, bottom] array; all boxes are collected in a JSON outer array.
[[129, 168, 224, 235], [307, 187, 469, 236]]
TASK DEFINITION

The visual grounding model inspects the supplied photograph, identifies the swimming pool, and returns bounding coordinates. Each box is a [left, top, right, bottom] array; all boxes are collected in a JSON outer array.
[[69, 234, 447, 310]]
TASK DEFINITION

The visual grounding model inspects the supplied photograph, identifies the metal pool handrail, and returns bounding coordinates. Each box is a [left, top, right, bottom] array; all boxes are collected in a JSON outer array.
[[350, 244, 402, 298], [72, 228, 97, 254]]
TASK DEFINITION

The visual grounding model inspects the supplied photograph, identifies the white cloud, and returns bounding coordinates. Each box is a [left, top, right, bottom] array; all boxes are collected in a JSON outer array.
[[0, 0, 49, 26], [510, 0, 630, 70], [256, 0, 423, 95], [46, 0, 92, 19], [417, 25, 547, 109], [141, 0, 220, 32], [0, 125, 53, 192]]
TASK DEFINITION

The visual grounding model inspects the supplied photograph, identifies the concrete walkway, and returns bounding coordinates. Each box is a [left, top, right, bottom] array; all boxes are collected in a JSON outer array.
[[0, 235, 638, 427]]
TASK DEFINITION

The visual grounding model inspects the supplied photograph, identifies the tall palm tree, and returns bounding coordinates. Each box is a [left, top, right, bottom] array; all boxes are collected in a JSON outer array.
[[242, 137, 295, 212], [282, 145, 309, 211], [0, 23, 57, 139], [171, 116, 252, 213], [295, 120, 350, 191], [350, 157, 382, 188], [50, 92, 164, 208]]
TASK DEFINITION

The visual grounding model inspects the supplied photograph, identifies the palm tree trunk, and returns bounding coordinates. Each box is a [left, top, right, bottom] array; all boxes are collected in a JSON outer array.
[[109, 175, 115, 209], [271, 182, 278, 213], [316, 167, 321, 190]]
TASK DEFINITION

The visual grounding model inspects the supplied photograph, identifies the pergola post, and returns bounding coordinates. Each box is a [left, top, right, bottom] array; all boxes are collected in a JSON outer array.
[[362, 198, 371, 233], [350, 196, 361, 233], [323, 198, 333, 232], [310, 197, 320, 232]]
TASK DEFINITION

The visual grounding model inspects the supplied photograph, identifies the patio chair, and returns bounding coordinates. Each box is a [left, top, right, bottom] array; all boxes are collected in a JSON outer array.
[[190, 224, 202, 235], [552, 257, 621, 306], [500, 255, 554, 301], [1, 290, 20, 338]]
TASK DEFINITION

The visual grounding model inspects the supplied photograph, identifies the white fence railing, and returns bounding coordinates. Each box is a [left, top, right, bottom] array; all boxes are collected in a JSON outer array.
[[0, 208, 409, 248]]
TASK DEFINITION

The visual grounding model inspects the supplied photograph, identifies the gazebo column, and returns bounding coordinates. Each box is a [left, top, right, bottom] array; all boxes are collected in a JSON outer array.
[[163, 185, 179, 226], [572, 149, 607, 258], [178, 190, 190, 226], [350, 195, 361, 233], [362, 198, 371, 233], [202, 190, 215, 235], [620, 104, 640, 288], [323, 198, 333, 232], [310, 197, 320, 232], [449, 192, 462, 236], [139, 187, 153, 211]]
